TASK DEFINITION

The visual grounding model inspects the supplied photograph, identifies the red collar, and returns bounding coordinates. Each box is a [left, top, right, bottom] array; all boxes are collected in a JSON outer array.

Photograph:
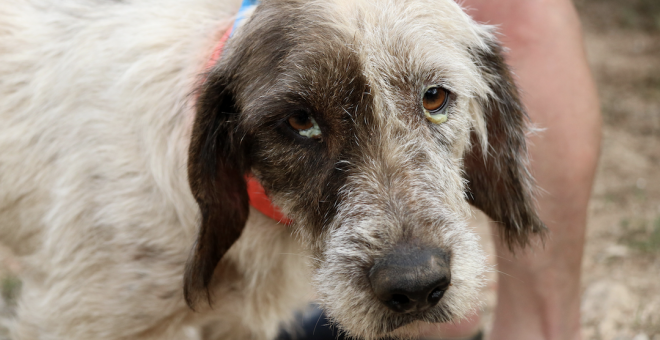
[[205, 26, 292, 225], [204, 27, 233, 70], [246, 176, 292, 224]]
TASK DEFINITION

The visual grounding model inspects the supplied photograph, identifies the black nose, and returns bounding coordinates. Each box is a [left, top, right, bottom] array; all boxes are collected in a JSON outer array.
[[369, 245, 451, 314]]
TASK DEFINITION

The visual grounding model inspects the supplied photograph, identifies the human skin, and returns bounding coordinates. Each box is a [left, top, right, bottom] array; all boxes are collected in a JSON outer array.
[[424, 0, 602, 339]]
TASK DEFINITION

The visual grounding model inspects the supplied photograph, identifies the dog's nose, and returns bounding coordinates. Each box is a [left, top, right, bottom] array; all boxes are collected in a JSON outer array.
[[369, 246, 451, 314]]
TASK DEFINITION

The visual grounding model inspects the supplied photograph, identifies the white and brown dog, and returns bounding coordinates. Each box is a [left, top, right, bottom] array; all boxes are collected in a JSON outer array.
[[0, 0, 545, 339]]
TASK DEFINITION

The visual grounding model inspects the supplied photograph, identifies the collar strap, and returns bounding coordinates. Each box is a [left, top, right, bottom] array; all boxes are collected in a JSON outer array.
[[205, 0, 257, 70], [246, 176, 293, 225], [204, 0, 292, 225], [233, 0, 259, 35]]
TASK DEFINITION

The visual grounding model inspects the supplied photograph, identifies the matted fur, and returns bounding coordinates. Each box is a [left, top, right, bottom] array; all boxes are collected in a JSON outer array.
[[0, 0, 544, 339]]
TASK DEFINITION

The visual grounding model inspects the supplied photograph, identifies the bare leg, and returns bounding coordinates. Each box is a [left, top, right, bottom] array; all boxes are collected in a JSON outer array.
[[461, 0, 602, 339]]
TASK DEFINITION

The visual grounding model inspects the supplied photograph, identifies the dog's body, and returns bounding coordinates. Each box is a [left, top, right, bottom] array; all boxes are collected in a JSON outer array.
[[0, 1, 310, 338], [0, 0, 544, 339]]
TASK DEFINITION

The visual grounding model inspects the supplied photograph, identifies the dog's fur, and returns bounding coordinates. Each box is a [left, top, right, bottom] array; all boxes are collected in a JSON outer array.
[[0, 0, 544, 339]]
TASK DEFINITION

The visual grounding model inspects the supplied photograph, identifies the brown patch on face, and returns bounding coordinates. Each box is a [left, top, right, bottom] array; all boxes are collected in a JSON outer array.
[[185, 0, 374, 306], [247, 50, 375, 240]]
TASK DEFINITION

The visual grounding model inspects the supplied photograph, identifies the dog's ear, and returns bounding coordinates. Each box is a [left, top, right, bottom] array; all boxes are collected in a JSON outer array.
[[184, 70, 250, 308], [464, 41, 546, 250]]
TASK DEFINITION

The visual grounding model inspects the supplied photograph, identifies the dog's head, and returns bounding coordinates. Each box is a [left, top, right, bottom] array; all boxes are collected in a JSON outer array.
[[186, 0, 545, 338]]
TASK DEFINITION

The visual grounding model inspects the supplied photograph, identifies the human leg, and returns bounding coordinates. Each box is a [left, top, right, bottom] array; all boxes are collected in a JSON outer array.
[[461, 1, 602, 339]]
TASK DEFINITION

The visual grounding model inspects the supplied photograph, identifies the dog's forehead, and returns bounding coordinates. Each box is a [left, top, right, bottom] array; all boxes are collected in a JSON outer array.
[[242, 0, 492, 92], [309, 0, 491, 97], [234, 0, 494, 133], [234, 0, 493, 141]]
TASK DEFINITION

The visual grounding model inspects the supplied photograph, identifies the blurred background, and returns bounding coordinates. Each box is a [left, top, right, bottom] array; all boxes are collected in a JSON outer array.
[[574, 0, 659, 338], [0, 0, 658, 339], [576, 0, 659, 338]]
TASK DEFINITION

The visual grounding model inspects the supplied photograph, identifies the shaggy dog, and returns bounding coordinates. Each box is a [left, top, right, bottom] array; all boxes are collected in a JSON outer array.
[[0, 0, 544, 339]]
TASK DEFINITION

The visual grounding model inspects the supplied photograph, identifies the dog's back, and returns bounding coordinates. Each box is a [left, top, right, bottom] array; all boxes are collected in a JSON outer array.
[[0, 0, 224, 253], [0, 1, 311, 339]]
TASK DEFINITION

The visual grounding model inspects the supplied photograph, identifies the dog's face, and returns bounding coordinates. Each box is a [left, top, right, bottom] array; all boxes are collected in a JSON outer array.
[[186, 0, 545, 338]]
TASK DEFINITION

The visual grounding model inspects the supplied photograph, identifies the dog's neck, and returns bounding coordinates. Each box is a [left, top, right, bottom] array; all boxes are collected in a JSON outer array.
[[204, 0, 292, 225]]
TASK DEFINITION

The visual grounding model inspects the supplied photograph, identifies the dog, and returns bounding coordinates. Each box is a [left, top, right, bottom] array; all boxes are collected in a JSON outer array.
[[0, 0, 545, 339]]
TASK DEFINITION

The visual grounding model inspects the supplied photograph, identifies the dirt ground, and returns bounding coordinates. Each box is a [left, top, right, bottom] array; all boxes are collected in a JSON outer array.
[[0, 0, 658, 339]]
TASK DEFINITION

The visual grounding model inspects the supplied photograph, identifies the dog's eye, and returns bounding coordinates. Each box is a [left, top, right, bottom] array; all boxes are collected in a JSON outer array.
[[422, 86, 450, 124], [288, 112, 322, 138], [423, 87, 448, 111]]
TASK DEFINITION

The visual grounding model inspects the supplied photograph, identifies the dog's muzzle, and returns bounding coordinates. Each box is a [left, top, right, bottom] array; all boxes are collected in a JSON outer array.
[[369, 245, 451, 314]]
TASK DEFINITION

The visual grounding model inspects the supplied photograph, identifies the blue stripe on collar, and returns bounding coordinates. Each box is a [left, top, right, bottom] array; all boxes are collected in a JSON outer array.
[[231, 0, 259, 36]]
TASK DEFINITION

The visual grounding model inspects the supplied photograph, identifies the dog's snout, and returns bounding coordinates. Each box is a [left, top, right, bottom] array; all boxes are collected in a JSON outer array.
[[369, 246, 451, 314]]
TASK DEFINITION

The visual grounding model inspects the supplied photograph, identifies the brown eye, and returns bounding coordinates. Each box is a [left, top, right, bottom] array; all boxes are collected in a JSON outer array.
[[423, 86, 449, 112], [288, 112, 314, 130], [287, 112, 322, 138]]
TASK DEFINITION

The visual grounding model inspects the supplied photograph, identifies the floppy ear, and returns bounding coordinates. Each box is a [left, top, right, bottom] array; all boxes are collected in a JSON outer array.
[[464, 41, 546, 250], [184, 71, 250, 308]]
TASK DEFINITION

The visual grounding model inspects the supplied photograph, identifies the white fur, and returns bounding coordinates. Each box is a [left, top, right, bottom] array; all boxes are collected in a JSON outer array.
[[0, 1, 310, 339]]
